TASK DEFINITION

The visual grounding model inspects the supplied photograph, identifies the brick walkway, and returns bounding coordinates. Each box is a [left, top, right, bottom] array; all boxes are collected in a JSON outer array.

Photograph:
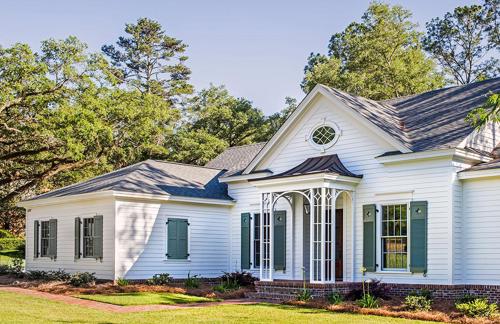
[[0, 286, 267, 313]]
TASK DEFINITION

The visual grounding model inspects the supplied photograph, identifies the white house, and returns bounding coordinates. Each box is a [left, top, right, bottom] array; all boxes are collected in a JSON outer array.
[[19, 78, 500, 297]]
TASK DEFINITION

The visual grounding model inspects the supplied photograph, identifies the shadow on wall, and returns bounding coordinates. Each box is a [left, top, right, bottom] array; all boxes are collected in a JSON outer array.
[[116, 202, 230, 280]]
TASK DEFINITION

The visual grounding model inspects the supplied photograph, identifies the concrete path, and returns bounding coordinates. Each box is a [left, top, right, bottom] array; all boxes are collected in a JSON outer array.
[[0, 286, 267, 313]]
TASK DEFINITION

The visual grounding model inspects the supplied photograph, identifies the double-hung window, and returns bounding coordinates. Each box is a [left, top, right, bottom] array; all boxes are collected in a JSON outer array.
[[40, 221, 50, 257], [381, 204, 408, 270], [83, 218, 95, 258]]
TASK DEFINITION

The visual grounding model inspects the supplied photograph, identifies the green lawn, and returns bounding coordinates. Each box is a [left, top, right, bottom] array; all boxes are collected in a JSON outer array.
[[0, 291, 431, 324], [0, 249, 23, 265], [77, 292, 217, 305]]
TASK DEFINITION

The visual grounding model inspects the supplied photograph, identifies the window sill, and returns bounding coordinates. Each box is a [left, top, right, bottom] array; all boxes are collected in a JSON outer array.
[[373, 271, 412, 275], [163, 259, 191, 263]]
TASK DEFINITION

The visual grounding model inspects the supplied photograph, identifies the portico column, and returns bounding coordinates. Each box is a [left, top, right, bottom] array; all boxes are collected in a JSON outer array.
[[320, 187, 326, 282], [269, 194, 274, 281], [259, 193, 264, 280], [309, 188, 314, 283]]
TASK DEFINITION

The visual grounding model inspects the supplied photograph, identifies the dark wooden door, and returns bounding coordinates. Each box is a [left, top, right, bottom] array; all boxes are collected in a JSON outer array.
[[335, 209, 343, 281]]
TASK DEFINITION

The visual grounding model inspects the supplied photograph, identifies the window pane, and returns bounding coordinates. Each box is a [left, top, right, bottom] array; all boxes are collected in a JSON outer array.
[[381, 204, 408, 270]]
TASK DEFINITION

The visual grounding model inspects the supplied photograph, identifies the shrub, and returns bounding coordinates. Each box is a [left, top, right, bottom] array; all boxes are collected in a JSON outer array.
[[213, 278, 240, 293], [327, 291, 344, 305], [346, 279, 389, 300], [69, 272, 96, 287], [24, 269, 70, 281], [296, 288, 312, 302], [116, 277, 129, 286], [0, 238, 25, 251], [404, 295, 432, 311], [0, 264, 10, 275], [0, 229, 14, 238], [9, 258, 24, 276], [457, 293, 477, 304], [184, 272, 200, 289], [219, 271, 257, 287], [455, 298, 498, 318], [357, 293, 379, 308], [146, 273, 172, 285]]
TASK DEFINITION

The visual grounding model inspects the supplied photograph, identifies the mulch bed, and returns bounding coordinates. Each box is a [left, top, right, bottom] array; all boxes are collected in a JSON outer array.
[[285, 298, 500, 324], [0, 274, 253, 300]]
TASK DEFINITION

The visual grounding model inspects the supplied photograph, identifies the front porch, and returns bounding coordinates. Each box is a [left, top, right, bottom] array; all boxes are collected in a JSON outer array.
[[250, 154, 362, 284]]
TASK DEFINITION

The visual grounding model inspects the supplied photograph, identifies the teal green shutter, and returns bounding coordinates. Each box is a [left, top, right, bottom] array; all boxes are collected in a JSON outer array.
[[410, 201, 427, 273], [167, 218, 188, 259], [274, 210, 286, 271], [48, 219, 57, 259], [74, 217, 81, 259], [93, 215, 103, 259], [241, 213, 251, 269], [362, 204, 376, 272], [34, 220, 39, 258]]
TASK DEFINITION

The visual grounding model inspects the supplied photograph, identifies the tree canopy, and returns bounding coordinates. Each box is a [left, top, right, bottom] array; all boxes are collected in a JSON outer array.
[[423, 0, 500, 84], [302, 2, 445, 100]]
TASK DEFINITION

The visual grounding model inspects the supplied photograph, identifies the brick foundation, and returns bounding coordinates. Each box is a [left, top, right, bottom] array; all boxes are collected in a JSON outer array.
[[253, 280, 500, 303]]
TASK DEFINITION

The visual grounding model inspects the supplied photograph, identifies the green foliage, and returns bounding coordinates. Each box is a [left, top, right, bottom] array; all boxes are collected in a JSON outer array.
[[213, 278, 240, 293], [404, 295, 432, 312], [327, 291, 344, 305], [0, 238, 24, 251], [116, 277, 130, 287], [25, 269, 71, 281], [423, 1, 499, 84], [219, 271, 257, 287], [146, 273, 173, 285], [102, 17, 193, 101], [357, 293, 379, 308], [409, 289, 433, 301], [457, 293, 478, 304], [184, 272, 201, 289], [466, 93, 500, 129], [302, 2, 444, 100], [68, 272, 97, 287], [296, 288, 313, 302], [0, 229, 14, 238], [455, 298, 498, 318]]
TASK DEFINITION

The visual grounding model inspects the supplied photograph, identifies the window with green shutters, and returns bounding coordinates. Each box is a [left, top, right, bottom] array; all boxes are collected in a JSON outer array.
[[166, 218, 189, 260], [362, 201, 428, 274], [78, 215, 103, 259], [37, 219, 57, 259]]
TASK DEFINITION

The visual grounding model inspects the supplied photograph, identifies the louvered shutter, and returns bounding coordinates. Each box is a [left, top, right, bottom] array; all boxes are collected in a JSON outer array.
[[410, 201, 427, 273], [241, 213, 251, 269], [48, 219, 57, 259], [34, 220, 39, 258], [274, 210, 286, 271], [75, 217, 81, 259], [362, 204, 376, 272], [93, 215, 103, 259]]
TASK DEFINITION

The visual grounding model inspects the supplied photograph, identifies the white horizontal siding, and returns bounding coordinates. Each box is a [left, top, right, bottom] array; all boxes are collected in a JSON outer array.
[[114, 200, 231, 279], [25, 198, 115, 279], [228, 95, 456, 284], [462, 177, 500, 284]]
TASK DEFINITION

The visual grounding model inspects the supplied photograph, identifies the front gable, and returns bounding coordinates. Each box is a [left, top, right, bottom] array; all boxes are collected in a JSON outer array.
[[245, 86, 410, 175]]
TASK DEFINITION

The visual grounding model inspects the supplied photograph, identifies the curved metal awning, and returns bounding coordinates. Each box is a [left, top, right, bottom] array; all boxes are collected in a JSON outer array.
[[254, 154, 362, 181]]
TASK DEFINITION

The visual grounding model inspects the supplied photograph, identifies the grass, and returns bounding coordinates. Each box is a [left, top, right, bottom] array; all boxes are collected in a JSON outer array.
[[77, 292, 217, 306], [0, 250, 21, 265], [0, 290, 431, 323]]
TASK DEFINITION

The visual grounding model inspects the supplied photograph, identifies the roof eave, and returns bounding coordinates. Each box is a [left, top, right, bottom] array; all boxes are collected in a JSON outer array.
[[18, 190, 235, 208]]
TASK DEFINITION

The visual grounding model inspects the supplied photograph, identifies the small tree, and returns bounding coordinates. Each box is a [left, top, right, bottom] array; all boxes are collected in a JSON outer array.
[[466, 93, 500, 129]]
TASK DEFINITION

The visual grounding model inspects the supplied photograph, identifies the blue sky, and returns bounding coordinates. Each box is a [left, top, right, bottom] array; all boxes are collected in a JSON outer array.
[[0, 0, 479, 114]]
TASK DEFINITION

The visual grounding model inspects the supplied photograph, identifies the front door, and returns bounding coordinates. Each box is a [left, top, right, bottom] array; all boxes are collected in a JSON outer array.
[[335, 209, 343, 281]]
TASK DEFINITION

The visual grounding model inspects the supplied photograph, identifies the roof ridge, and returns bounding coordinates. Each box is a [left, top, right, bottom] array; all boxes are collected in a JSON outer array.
[[223, 142, 267, 150], [146, 159, 225, 171]]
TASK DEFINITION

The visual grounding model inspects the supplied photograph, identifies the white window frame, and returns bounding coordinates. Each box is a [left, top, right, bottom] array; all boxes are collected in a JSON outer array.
[[376, 202, 411, 273], [39, 220, 50, 258], [164, 216, 191, 262], [307, 119, 341, 152], [82, 217, 96, 258]]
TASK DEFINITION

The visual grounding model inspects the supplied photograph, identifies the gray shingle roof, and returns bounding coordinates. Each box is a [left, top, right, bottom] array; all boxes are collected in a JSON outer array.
[[206, 143, 266, 176], [462, 159, 500, 172], [30, 160, 232, 201], [323, 78, 500, 152], [255, 154, 362, 181]]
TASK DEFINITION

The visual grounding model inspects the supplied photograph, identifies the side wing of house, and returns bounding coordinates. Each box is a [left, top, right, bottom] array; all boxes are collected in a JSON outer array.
[[24, 196, 116, 279], [227, 90, 459, 284], [114, 199, 231, 279]]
